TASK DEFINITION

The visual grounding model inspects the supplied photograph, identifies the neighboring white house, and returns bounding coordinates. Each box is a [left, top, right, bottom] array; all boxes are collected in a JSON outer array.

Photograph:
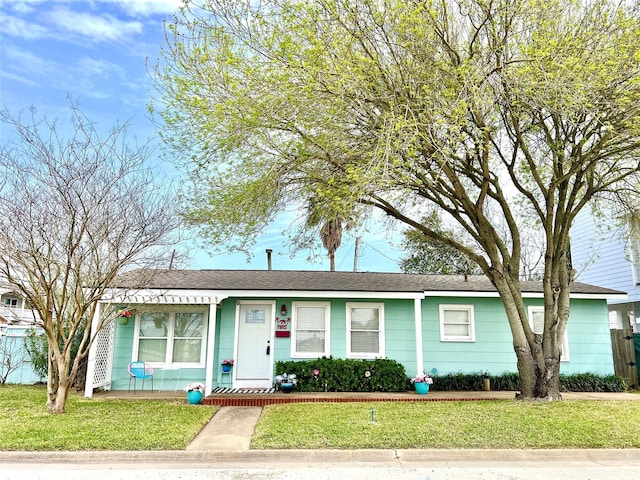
[[571, 209, 638, 331], [0, 280, 44, 385], [0, 282, 41, 326]]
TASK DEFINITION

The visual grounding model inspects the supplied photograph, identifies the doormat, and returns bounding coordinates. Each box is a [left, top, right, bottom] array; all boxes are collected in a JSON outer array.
[[211, 387, 276, 394]]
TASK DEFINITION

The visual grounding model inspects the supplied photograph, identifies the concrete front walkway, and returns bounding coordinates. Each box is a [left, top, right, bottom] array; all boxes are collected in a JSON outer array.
[[187, 406, 262, 451]]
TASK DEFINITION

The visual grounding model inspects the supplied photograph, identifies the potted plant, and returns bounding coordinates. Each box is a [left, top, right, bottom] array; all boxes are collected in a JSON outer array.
[[117, 309, 132, 325], [221, 359, 234, 372], [275, 373, 297, 393], [184, 382, 206, 404], [410, 372, 433, 395]]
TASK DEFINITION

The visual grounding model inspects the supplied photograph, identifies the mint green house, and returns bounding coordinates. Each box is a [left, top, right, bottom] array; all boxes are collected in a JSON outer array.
[[83, 270, 624, 397]]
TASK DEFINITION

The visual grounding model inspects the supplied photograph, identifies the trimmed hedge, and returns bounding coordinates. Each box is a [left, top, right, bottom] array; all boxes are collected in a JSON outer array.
[[275, 359, 627, 393], [429, 372, 628, 393], [275, 357, 407, 392]]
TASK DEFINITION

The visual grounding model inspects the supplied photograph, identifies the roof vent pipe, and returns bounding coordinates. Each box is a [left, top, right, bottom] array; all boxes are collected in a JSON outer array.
[[266, 249, 273, 270]]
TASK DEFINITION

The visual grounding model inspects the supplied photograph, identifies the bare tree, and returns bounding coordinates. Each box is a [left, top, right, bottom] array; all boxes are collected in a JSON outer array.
[[0, 103, 183, 413]]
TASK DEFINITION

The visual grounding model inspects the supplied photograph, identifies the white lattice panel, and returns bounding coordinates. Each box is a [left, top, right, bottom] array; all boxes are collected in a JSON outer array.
[[91, 319, 115, 388]]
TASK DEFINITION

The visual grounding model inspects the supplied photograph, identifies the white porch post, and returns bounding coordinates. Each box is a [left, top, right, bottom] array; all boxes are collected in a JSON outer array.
[[83, 302, 103, 398], [414, 297, 424, 375], [205, 302, 218, 396]]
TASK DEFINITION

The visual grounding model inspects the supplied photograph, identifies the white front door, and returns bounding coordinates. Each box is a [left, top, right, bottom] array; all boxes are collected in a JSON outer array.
[[235, 302, 274, 388]]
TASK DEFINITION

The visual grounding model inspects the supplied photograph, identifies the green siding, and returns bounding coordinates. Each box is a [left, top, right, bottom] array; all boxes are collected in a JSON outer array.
[[106, 294, 614, 390], [268, 298, 418, 375], [109, 311, 208, 392], [423, 297, 614, 376], [561, 299, 614, 374]]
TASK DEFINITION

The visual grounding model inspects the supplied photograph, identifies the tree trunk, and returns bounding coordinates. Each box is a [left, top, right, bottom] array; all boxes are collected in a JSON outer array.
[[47, 381, 71, 414], [46, 351, 73, 414], [493, 273, 563, 401]]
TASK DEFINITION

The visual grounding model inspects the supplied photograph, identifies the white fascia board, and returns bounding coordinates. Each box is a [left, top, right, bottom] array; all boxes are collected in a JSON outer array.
[[568, 292, 628, 300], [213, 290, 425, 300], [102, 288, 424, 301], [425, 291, 627, 301]]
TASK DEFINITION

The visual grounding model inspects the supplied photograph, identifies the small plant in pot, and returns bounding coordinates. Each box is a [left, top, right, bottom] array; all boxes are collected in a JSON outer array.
[[275, 373, 297, 393], [117, 309, 132, 325], [184, 382, 206, 404], [221, 359, 234, 372], [410, 372, 433, 395]]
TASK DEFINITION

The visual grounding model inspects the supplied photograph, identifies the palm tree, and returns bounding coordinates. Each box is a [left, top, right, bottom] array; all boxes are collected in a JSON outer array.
[[306, 198, 344, 271], [320, 217, 343, 271]]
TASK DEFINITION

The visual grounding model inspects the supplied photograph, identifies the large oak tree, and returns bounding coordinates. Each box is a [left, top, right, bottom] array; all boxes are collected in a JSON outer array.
[[152, 0, 640, 400]]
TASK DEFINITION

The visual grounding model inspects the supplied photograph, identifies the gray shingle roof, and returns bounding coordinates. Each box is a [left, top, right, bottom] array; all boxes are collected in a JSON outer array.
[[115, 269, 624, 296]]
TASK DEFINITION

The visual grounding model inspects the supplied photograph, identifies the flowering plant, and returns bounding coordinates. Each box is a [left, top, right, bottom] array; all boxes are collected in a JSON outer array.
[[275, 373, 297, 386], [410, 373, 433, 384], [183, 382, 206, 393], [221, 359, 234, 366], [117, 309, 132, 318]]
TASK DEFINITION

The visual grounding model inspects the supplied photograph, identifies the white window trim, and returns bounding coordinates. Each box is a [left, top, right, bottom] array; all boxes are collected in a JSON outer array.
[[132, 308, 208, 368], [290, 301, 331, 358], [346, 302, 385, 359], [439, 304, 476, 342], [527, 306, 570, 362], [629, 214, 640, 285]]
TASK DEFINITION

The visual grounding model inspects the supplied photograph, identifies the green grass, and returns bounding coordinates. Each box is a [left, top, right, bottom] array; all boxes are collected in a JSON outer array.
[[0, 385, 217, 451], [252, 401, 640, 449], [5, 386, 640, 451]]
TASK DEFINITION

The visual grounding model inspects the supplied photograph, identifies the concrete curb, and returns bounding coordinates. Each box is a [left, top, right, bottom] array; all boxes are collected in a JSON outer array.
[[3, 449, 640, 466]]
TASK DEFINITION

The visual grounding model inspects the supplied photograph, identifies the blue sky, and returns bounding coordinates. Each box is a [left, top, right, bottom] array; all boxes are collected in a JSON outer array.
[[0, 0, 404, 272]]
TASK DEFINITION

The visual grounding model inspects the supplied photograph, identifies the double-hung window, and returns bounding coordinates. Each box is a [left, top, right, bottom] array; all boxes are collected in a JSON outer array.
[[3, 297, 18, 307], [291, 302, 330, 358], [439, 305, 475, 342], [135, 310, 207, 366], [346, 302, 385, 358], [528, 306, 570, 361]]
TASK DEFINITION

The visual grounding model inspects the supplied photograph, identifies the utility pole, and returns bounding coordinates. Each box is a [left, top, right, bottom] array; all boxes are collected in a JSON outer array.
[[353, 237, 360, 272]]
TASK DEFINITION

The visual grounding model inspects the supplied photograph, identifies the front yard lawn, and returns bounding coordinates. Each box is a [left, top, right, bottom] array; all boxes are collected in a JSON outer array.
[[4, 386, 640, 450], [0, 385, 216, 450], [252, 400, 640, 449]]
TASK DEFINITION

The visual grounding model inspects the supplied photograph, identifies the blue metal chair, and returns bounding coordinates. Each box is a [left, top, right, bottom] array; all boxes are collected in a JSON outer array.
[[128, 361, 154, 394]]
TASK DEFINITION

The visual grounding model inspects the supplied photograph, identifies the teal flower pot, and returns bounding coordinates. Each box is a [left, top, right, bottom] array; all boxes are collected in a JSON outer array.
[[187, 390, 203, 404], [415, 382, 429, 395], [280, 382, 294, 393]]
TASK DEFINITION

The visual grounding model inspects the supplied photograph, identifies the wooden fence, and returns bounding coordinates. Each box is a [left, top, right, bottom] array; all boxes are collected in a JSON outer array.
[[610, 328, 639, 388]]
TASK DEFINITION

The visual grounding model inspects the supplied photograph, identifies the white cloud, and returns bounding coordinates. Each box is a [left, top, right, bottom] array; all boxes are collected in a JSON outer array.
[[76, 56, 125, 79], [49, 6, 143, 43], [0, 13, 49, 40], [3, 46, 58, 76], [7, 0, 40, 15], [108, 0, 184, 17], [0, 70, 41, 88]]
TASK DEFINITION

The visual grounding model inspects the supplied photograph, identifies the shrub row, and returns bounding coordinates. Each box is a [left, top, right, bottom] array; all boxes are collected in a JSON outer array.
[[275, 357, 407, 392], [428, 372, 627, 393], [276, 358, 627, 393]]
